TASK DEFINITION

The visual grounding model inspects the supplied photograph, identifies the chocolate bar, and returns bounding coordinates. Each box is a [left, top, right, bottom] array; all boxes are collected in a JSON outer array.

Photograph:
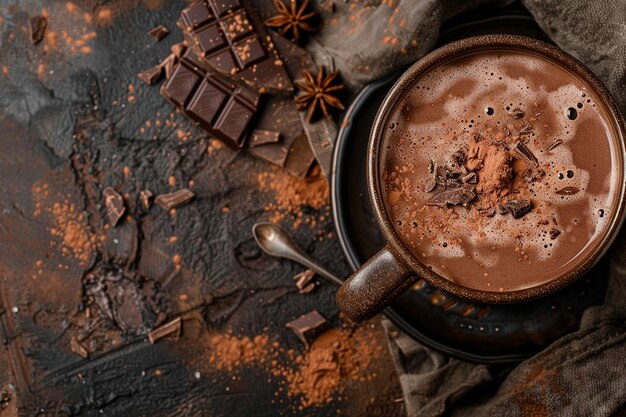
[[177, 0, 292, 94], [160, 51, 260, 148]]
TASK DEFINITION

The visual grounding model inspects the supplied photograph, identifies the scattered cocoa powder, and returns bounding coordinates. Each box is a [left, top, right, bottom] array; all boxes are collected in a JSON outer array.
[[207, 332, 271, 373], [257, 165, 329, 228]]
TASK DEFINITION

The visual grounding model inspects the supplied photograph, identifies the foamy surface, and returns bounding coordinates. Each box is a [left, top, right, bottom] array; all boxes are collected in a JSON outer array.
[[382, 50, 620, 291]]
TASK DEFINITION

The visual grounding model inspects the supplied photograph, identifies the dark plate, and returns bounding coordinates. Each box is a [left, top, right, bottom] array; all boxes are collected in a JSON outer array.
[[330, 3, 610, 363]]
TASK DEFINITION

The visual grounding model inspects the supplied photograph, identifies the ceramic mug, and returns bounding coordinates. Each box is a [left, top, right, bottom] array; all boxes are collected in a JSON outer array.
[[336, 35, 626, 323]]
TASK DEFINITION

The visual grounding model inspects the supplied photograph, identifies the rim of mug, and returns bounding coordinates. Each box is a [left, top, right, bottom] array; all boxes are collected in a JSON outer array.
[[367, 34, 626, 303]]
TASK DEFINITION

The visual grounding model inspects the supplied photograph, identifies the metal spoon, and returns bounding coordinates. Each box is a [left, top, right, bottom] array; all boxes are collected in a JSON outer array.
[[252, 222, 344, 287]]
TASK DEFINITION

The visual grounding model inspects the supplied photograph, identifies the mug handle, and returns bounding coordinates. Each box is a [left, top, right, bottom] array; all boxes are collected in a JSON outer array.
[[336, 245, 416, 323]]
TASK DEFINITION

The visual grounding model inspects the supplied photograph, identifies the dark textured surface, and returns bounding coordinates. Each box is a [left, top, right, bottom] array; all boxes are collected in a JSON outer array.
[[0, 1, 403, 416]]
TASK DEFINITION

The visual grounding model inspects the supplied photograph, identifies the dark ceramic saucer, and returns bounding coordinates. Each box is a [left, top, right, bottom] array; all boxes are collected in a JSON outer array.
[[330, 3, 609, 363]]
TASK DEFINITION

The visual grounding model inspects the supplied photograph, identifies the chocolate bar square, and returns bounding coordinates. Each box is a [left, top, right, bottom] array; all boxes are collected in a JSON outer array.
[[233, 36, 265, 67], [161, 63, 201, 107], [205, 49, 238, 74], [220, 10, 253, 41], [209, 0, 242, 16], [194, 22, 226, 54], [186, 79, 229, 126], [180, 2, 213, 29], [213, 97, 254, 147]]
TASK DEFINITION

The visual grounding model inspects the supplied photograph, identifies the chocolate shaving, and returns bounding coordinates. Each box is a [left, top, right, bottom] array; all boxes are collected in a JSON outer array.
[[140, 190, 153, 209], [148, 317, 182, 344], [513, 141, 539, 166], [155, 189, 194, 210], [462, 172, 477, 184], [148, 25, 169, 41], [550, 229, 561, 240], [29, 16, 47, 45], [293, 269, 316, 293], [509, 107, 524, 119], [70, 337, 88, 358], [548, 139, 563, 151], [478, 207, 496, 217], [555, 187, 580, 196], [519, 124, 534, 135], [160, 54, 177, 80], [138, 64, 163, 85], [504, 199, 532, 219], [424, 178, 437, 193], [285, 310, 329, 347], [103, 187, 125, 226], [426, 183, 476, 208], [428, 160, 434, 174]]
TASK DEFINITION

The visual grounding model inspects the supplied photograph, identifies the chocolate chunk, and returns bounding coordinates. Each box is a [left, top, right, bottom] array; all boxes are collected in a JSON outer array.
[[509, 107, 524, 119], [462, 172, 477, 184], [148, 317, 182, 343], [171, 42, 187, 59], [249, 129, 280, 147], [70, 337, 89, 358], [504, 199, 532, 219], [268, 30, 318, 83], [426, 183, 476, 208], [293, 269, 316, 293], [548, 139, 563, 151], [138, 64, 164, 85], [285, 310, 329, 347], [550, 229, 561, 239], [148, 25, 169, 41], [104, 216, 138, 267], [513, 141, 539, 166], [103, 187, 125, 226], [555, 186, 579, 195], [498, 204, 509, 215], [178, 0, 292, 94], [140, 190, 154, 209], [160, 54, 177, 80], [160, 54, 260, 148], [29, 16, 47, 45], [155, 189, 195, 210], [284, 133, 316, 178]]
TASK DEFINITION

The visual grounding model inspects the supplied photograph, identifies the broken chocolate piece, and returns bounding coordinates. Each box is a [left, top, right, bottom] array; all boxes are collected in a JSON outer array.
[[160, 54, 177, 80], [148, 317, 182, 343], [555, 186, 579, 195], [140, 190, 154, 209], [508, 107, 524, 119], [70, 337, 88, 358], [148, 24, 169, 41], [426, 183, 476, 208], [138, 64, 164, 85], [177, 0, 292, 94], [550, 228, 561, 239], [504, 199, 532, 219], [249, 129, 280, 147], [285, 310, 329, 347], [548, 139, 563, 151], [283, 133, 316, 178], [155, 189, 195, 210], [161, 53, 260, 148], [29, 15, 47, 45], [171, 42, 186, 59], [293, 269, 316, 293], [498, 204, 509, 215], [513, 141, 539, 166], [103, 187, 125, 226], [478, 207, 496, 217]]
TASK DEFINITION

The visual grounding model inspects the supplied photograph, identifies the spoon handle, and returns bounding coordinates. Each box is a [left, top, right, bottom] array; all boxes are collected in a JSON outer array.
[[285, 251, 344, 287]]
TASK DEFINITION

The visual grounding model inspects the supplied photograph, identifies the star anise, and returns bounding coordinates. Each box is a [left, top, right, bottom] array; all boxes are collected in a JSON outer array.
[[265, 0, 316, 42], [295, 66, 345, 122]]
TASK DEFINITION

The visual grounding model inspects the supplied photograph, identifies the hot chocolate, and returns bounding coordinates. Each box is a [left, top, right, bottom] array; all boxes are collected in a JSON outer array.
[[381, 49, 621, 292]]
